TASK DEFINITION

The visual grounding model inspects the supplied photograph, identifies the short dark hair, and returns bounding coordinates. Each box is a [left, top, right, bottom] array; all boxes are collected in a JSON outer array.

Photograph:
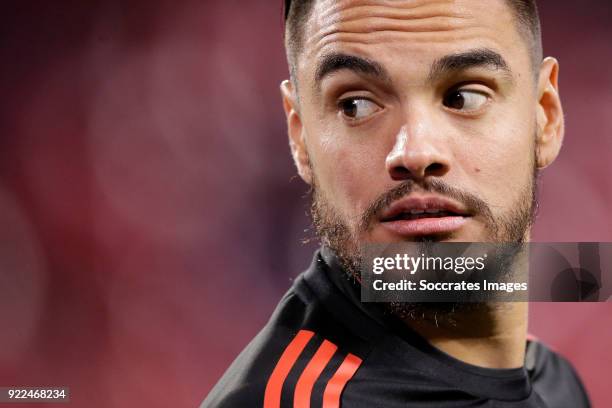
[[283, 0, 542, 80]]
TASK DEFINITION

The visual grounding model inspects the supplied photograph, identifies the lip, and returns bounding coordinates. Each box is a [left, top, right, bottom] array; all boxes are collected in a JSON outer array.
[[379, 195, 471, 237]]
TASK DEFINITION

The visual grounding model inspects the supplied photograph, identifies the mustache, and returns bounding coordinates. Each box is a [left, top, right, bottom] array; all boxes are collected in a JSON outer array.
[[357, 179, 494, 232]]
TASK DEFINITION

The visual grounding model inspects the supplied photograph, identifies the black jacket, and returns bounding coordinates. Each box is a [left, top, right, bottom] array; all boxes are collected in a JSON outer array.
[[203, 248, 590, 407]]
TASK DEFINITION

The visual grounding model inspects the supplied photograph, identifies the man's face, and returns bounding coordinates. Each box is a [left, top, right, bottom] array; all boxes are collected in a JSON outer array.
[[283, 0, 563, 261]]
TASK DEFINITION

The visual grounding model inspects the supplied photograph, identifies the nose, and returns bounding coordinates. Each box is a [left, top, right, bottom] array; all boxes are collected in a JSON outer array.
[[385, 124, 450, 181]]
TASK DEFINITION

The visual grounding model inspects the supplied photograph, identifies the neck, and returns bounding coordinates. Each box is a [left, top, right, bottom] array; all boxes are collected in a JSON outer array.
[[405, 302, 528, 369]]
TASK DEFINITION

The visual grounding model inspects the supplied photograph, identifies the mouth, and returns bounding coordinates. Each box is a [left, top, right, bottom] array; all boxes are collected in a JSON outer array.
[[383, 209, 462, 221], [379, 196, 471, 237]]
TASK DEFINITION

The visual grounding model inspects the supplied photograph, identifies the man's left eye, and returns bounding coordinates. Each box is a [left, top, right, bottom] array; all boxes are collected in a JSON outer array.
[[338, 98, 381, 120], [443, 89, 489, 112]]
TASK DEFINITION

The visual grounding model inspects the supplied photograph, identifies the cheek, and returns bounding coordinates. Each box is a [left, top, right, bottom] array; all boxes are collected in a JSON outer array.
[[307, 122, 391, 221], [457, 115, 535, 210]]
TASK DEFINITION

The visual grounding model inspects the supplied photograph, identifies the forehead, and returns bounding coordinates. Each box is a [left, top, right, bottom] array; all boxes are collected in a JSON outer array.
[[298, 0, 528, 82]]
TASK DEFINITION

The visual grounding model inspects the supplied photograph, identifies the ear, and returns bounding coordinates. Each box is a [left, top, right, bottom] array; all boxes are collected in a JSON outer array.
[[280, 79, 313, 184], [535, 57, 564, 169]]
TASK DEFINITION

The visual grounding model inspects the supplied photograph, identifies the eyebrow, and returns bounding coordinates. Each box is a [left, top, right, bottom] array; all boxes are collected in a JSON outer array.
[[428, 48, 512, 81], [314, 53, 392, 91], [312, 48, 513, 93]]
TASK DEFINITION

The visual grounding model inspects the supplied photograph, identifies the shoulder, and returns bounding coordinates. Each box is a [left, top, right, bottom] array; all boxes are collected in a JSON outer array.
[[201, 291, 307, 407], [202, 286, 366, 408], [528, 339, 591, 408]]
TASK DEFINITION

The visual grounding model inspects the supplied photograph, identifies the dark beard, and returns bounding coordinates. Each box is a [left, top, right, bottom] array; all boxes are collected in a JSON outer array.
[[310, 170, 539, 326]]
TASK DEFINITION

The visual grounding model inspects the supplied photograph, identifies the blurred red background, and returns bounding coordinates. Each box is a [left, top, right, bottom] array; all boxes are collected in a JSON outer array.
[[0, 1, 610, 407]]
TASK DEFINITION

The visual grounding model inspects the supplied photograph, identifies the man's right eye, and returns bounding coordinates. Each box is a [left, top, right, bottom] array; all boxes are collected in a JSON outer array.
[[338, 98, 381, 121]]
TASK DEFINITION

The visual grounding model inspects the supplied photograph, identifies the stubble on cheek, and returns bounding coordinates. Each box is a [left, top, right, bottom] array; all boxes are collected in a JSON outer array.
[[308, 135, 384, 229]]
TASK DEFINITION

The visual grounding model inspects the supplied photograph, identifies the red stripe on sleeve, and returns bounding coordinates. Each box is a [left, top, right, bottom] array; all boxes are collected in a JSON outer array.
[[322, 353, 363, 408], [293, 339, 338, 407], [263, 330, 314, 408]]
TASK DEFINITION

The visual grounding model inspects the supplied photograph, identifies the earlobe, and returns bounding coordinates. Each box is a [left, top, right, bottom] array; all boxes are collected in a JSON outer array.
[[535, 57, 564, 169], [280, 79, 312, 184]]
